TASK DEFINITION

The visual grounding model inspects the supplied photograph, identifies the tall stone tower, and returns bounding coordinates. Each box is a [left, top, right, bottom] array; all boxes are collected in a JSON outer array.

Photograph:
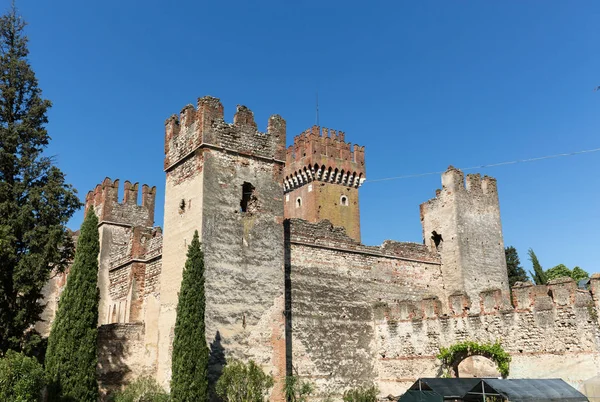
[[157, 96, 287, 398], [283, 126, 366, 242], [420, 166, 510, 313]]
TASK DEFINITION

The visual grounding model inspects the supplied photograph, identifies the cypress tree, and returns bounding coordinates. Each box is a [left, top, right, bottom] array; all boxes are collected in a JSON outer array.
[[0, 5, 81, 355], [528, 248, 547, 285], [171, 230, 209, 402], [45, 209, 99, 402]]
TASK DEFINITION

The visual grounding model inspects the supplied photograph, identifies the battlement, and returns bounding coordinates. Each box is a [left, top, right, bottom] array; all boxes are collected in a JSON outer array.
[[283, 126, 366, 193], [164, 96, 286, 170], [84, 178, 156, 228], [379, 277, 599, 322], [424, 166, 498, 205]]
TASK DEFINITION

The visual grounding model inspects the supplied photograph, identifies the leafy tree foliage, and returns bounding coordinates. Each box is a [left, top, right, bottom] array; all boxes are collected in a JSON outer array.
[[546, 264, 589, 282], [0, 6, 80, 355], [284, 375, 314, 402], [0, 349, 46, 402], [45, 210, 99, 402], [572, 267, 589, 281], [545, 264, 572, 281], [528, 248, 547, 285], [504, 246, 528, 287], [215, 360, 274, 402], [171, 230, 209, 402], [112, 376, 169, 402]]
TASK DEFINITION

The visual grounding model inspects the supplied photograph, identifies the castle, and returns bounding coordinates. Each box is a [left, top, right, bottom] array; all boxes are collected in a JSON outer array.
[[39, 96, 600, 400]]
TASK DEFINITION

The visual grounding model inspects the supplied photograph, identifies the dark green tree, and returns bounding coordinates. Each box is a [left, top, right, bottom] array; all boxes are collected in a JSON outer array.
[[0, 6, 80, 355], [528, 248, 547, 285], [504, 246, 528, 287], [45, 210, 99, 402], [171, 230, 209, 402]]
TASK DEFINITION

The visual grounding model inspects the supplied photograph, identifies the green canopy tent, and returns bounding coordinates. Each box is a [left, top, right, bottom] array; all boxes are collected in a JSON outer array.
[[399, 379, 480, 402], [463, 379, 589, 402], [400, 390, 443, 402]]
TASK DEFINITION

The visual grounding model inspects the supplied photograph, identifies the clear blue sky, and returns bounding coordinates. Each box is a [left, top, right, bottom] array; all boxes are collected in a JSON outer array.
[[13, 0, 600, 276]]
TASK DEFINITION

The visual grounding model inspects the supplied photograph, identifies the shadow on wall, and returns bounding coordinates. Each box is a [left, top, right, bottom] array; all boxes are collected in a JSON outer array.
[[97, 323, 136, 398], [208, 331, 226, 401]]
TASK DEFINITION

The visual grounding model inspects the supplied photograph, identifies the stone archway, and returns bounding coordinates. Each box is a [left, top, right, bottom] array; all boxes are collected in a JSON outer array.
[[457, 355, 501, 378], [437, 341, 511, 378]]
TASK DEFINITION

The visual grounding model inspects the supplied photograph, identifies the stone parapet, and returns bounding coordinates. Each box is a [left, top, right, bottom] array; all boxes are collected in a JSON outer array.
[[164, 96, 286, 170], [85, 178, 156, 228]]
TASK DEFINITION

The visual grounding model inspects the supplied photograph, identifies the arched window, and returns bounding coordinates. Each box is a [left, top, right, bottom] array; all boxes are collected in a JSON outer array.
[[296, 197, 302, 208], [340, 195, 348, 206]]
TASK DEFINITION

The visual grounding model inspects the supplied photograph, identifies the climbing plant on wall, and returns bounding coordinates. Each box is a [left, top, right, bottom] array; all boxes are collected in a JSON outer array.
[[437, 340, 511, 378]]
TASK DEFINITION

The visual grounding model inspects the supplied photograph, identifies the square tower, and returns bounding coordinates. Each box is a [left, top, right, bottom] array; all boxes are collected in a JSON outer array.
[[158, 96, 287, 398], [283, 126, 366, 242], [420, 166, 510, 313]]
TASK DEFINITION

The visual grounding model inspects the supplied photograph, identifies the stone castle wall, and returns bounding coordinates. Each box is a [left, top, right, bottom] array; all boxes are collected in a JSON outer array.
[[286, 218, 600, 398], [286, 219, 444, 398], [374, 277, 600, 395], [38, 95, 600, 401]]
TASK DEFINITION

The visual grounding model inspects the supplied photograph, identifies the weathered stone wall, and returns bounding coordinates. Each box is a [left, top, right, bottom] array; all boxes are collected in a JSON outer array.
[[202, 149, 286, 399], [98, 323, 155, 399], [420, 167, 510, 314], [287, 219, 443, 398], [287, 219, 600, 399], [373, 277, 600, 396]]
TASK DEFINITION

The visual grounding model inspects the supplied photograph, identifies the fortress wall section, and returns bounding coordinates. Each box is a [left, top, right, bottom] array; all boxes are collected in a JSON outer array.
[[286, 219, 442, 398], [374, 277, 600, 395]]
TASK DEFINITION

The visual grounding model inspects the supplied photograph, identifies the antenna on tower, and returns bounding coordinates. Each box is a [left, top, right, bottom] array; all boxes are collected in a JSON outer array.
[[315, 90, 319, 127]]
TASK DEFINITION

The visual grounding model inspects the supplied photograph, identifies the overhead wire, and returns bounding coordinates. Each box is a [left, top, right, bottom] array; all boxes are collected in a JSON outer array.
[[364, 147, 600, 184]]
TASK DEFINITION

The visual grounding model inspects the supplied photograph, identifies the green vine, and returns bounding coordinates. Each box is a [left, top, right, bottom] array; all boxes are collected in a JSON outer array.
[[436, 340, 511, 378]]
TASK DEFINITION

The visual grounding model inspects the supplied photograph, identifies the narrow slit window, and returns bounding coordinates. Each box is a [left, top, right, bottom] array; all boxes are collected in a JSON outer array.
[[296, 197, 302, 208], [340, 195, 348, 206], [240, 182, 256, 213]]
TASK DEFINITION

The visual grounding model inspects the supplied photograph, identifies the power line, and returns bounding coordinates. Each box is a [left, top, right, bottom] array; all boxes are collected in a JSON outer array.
[[364, 146, 600, 184]]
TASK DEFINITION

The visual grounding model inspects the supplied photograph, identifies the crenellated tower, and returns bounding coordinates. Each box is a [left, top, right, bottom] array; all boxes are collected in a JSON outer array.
[[159, 96, 286, 397], [283, 126, 366, 242], [420, 166, 510, 314], [84, 178, 159, 326]]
